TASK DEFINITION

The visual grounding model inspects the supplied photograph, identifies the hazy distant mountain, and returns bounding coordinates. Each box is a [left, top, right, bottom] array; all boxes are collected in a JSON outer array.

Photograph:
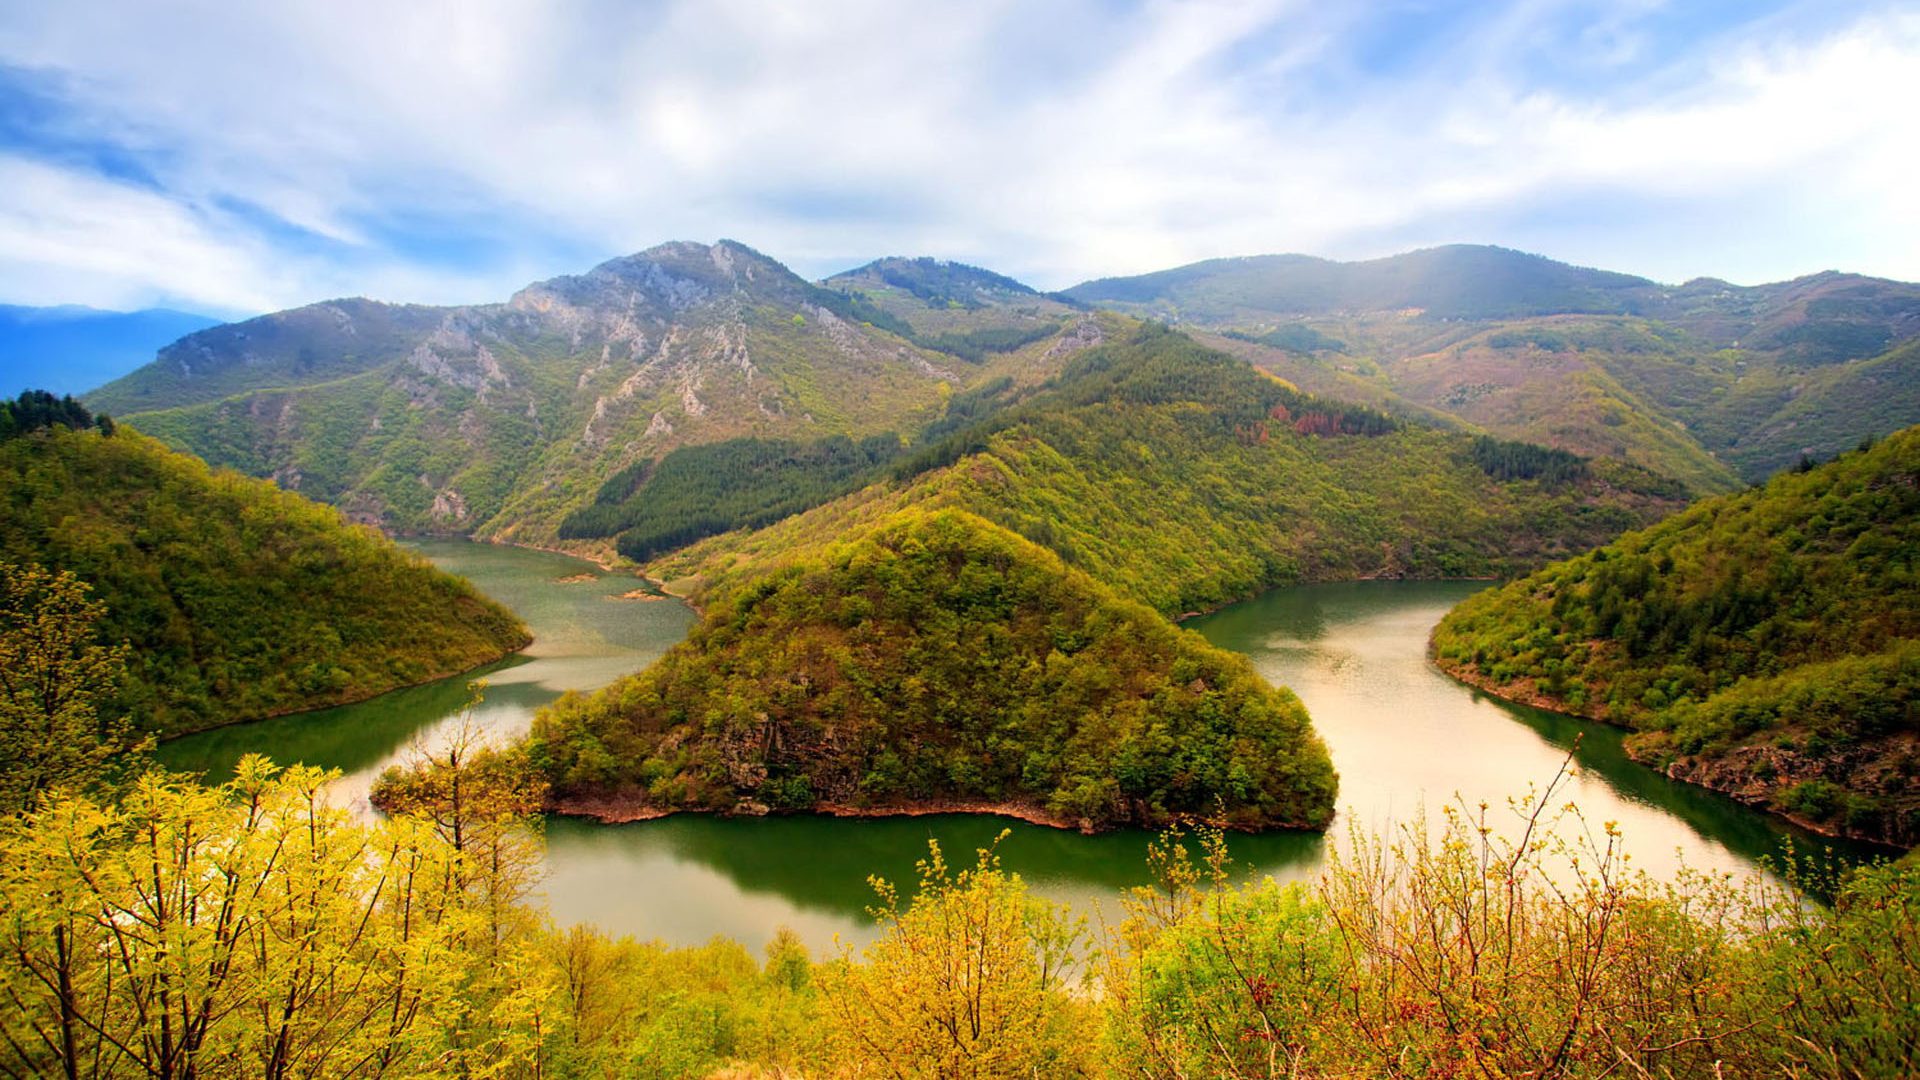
[[1066, 245, 1920, 485], [92, 241, 1095, 544], [1066, 245, 1662, 322], [0, 305, 222, 397]]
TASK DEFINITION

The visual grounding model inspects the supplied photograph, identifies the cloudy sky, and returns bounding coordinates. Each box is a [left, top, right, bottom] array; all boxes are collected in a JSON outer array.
[[0, 0, 1915, 317]]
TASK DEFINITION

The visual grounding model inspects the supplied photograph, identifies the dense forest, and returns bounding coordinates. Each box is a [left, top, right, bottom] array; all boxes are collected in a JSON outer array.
[[529, 508, 1337, 831], [0, 396, 529, 736], [1433, 427, 1920, 846], [558, 433, 906, 561]]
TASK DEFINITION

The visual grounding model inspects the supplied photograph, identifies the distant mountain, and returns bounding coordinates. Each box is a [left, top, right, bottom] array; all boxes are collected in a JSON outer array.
[[1066, 245, 1660, 322], [819, 257, 1080, 362], [1066, 246, 1920, 485], [1433, 427, 1920, 847], [0, 305, 221, 397], [91, 242, 1097, 546]]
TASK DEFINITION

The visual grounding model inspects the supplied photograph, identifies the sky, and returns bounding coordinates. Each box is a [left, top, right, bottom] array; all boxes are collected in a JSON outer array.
[[0, 0, 1915, 318]]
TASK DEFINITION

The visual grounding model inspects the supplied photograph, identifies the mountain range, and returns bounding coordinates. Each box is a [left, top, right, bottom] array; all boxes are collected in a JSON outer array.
[[78, 242, 1920, 552]]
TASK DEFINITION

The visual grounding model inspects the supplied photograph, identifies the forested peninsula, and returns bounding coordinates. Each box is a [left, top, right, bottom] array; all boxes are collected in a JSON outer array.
[[529, 508, 1337, 831], [0, 392, 531, 736], [1433, 426, 1920, 847]]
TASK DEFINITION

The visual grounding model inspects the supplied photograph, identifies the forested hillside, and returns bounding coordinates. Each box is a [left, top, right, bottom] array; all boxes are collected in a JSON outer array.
[[0, 394, 529, 735], [1432, 427, 1920, 846], [528, 508, 1336, 831], [653, 324, 1689, 618]]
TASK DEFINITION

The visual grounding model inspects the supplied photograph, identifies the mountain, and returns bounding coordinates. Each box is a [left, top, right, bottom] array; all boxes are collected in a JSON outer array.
[[1431, 427, 1920, 847], [0, 305, 222, 397], [529, 507, 1337, 832], [1066, 245, 1661, 322], [1064, 246, 1920, 487], [88, 242, 1098, 548], [0, 395, 529, 736], [819, 257, 1081, 360]]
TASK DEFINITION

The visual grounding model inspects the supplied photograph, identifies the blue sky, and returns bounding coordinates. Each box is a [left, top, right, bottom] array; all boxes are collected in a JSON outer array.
[[0, 0, 1914, 317]]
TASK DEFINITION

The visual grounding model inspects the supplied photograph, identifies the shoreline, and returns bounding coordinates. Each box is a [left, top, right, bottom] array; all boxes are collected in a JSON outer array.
[[159, 635, 531, 743], [1428, 650, 1905, 852], [545, 787, 1336, 837], [547, 790, 1096, 832], [545, 790, 1326, 836]]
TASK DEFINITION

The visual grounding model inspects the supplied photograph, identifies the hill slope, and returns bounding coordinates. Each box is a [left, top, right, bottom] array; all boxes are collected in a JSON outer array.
[[529, 507, 1337, 832], [1432, 428, 1920, 846], [0, 408, 529, 736], [653, 325, 1690, 619]]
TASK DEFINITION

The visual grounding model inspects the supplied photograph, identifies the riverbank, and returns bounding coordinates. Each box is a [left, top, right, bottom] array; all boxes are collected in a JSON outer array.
[[545, 789, 1336, 836], [1427, 649, 1905, 852]]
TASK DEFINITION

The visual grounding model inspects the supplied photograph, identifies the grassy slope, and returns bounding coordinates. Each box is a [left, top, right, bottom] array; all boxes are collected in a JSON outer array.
[[1432, 427, 1920, 846], [0, 426, 530, 736], [528, 507, 1337, 832]]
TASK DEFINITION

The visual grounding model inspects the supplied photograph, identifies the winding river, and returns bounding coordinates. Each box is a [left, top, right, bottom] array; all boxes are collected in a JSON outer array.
[[160, 543, 1880, 955]]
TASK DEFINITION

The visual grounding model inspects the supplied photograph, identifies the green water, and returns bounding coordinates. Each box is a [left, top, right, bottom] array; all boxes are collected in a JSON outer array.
[[157, 540, 697, 809], [163, 552, 1881, 956]]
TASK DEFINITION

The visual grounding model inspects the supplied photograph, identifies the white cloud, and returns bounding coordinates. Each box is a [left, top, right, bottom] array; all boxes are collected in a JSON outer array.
[[0, 0, 1914, 313]]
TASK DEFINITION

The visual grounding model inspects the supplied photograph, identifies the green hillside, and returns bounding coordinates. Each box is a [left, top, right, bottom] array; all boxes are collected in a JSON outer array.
[[1432, 428, 1920, 846], [654, 324, 1690, 619], [528, 507, 1336, 832], [0, 399, 529, 736]]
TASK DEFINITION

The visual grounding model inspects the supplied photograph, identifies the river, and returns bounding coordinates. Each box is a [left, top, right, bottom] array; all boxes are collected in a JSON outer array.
[[159, 543, 1879, 955]]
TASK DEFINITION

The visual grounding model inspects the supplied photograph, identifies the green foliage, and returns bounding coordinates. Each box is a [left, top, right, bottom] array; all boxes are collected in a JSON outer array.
[[1225, 323, 1351, 353], [1434, 427, 1920, 845], [0, 425, 529, 736], [0, 563, 146, 812], [821, 836, 1093, 1076], [1470, 433, 1589, 482], [531, 508, 1338, 831], [1102, 781, 1920, 1079], [558, 433, 905, 559], [0, 388, 105, 440]]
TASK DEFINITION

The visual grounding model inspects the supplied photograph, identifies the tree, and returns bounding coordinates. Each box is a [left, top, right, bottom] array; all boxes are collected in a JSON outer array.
[[821, 834, 1092, 1077], [0, 562, 144, 812]]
